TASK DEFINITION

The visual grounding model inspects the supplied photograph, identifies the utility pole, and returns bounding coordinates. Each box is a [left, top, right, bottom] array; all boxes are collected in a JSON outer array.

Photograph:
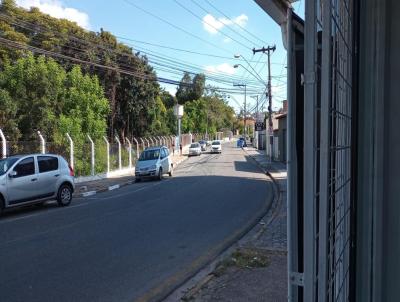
[[233, 84, 247, 138], [253, 45, 276, 162]]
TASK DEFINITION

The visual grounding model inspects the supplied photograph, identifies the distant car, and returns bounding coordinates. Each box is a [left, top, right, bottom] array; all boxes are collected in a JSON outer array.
[[189, 143, 202, 156], [0, 154, 75, 215], [135, 146, 173, 182], [211, 141, 222, 153], [198, 140, 207, 151], [237, 137, 247, 148]]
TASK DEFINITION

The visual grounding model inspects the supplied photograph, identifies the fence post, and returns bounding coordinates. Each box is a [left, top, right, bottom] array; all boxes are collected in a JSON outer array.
[[145, 138, 150, 148], [149, 137, 154, 146], [140, 138, 145, 150], [66, 133, 74, 169], [87, 135, 95, 176], [103, 136, 110, 173], [125, 138, 132, 169], [133, 137, 140, 159], [37, 131, 45, 154], [115, 136, 122, 170], [0, 129, 6, 158]]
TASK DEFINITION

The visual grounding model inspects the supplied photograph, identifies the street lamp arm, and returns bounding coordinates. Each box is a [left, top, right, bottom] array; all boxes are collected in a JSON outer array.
[[233, 63, 266, 87]]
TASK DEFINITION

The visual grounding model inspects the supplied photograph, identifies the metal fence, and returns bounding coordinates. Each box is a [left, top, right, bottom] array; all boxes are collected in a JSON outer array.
[[0, 130, 196, 177], [303, 0, 355, 301]]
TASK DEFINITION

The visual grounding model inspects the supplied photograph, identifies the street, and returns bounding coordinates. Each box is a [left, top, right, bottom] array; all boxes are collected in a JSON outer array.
[[0, 142, 273, 302]]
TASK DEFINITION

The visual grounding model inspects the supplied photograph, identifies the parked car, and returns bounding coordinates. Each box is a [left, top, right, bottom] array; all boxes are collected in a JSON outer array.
[[135, 146, 173, 182], [0, 154, 75, 215], [198, 140, 207, 151], [211, 141, 222, 153], [237, 137, 247, 148], [189, 143, 202, 156]]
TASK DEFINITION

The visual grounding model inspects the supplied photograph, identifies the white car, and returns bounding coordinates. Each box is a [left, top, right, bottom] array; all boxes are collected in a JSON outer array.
[[211, 141, 222, 153], [189, 143, 202, 156], [135, 146, 173, 181]]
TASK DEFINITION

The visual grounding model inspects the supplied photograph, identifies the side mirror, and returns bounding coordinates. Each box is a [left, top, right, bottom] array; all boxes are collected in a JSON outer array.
[[8, 170, 17, 178]]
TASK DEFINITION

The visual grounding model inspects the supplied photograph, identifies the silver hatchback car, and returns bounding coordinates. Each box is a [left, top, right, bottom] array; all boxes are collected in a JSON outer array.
[[0, 154, 75, 215], [135, 146, 173, 181]]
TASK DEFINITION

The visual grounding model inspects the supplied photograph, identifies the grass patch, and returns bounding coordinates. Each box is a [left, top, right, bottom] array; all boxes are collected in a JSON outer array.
[[213, 248, 269, 277]]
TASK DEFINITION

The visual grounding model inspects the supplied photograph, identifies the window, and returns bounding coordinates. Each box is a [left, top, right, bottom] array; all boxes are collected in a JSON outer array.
[[139, 150, 160, 161], [38, 156, 58, 173], [14, 157, 35, 177], [164, 148, 169, 156], [0, 157, 20, 176], [160, 149, 166, 159]]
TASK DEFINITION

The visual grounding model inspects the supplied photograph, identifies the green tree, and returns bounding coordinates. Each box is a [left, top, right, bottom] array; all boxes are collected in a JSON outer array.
[[176, 72, 206, 104]]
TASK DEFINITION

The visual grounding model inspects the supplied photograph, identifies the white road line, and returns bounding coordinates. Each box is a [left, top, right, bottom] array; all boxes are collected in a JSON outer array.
[[82, 191, 96, 197], [108, 184, 120, 191]]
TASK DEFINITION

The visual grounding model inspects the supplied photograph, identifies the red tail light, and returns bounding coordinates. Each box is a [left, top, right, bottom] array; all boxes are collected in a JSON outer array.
[[69, 165, 74, 177]]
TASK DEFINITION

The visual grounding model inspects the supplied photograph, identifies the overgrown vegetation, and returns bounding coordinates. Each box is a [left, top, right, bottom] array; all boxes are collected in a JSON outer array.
[[0, 0, 237, 175]]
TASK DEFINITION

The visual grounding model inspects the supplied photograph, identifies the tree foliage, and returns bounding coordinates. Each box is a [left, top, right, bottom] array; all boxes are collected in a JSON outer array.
[[176, 72, 205, 104], [0, 54, 109, 142]]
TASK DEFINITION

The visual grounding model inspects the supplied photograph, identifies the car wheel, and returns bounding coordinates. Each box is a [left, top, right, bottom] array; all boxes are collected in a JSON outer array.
[[57, 184, 72, 207], [135, 177, 141, 183], [158, 168, 163, 180]]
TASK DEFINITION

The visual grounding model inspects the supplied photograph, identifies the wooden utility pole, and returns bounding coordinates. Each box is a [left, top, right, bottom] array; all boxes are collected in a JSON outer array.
[[252, 45, 276, 161]]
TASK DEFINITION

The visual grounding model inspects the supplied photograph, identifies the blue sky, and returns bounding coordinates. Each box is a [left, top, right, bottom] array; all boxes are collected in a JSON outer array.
[[15, 0, 304, 112]]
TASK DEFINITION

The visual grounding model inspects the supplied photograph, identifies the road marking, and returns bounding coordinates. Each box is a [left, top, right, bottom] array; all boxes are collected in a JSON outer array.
[[82, 191, 96, 197], [108, 184, 120, 191]]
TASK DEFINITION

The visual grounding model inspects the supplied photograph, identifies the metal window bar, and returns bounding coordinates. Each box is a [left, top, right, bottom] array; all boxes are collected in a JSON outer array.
[[303, 0, 355, 302]]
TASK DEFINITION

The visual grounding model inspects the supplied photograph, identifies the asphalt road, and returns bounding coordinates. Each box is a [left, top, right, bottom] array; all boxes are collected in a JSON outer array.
[[0, 142, 273, 302]]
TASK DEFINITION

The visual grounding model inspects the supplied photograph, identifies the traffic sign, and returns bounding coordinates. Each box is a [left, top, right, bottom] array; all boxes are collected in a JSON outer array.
[[255, 122, 265, 131]]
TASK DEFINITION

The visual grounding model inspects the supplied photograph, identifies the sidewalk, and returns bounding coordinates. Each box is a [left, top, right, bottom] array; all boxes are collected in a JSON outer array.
[[74, 153, 188, 197], [180, 148, 288, 302]]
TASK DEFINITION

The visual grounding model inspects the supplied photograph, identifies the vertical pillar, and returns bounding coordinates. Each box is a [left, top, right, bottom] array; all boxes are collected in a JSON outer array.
[[66, 133, 74, 169], [133, 137, 140, 159], [37, 131, 45, 154], [87, 135, 95, 176], [103, 136, 110, 173], [125, 138, 132, 169], [0, 129, 6, 158], [115, 136, 122, 170]]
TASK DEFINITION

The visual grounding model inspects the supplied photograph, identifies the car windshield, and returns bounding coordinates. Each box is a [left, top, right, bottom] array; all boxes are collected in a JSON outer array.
[[139, 150, 160, 161], [212, 141, 220, 145], [0, 157, 20, 175], [199, 141, 205, 144], [190, 143, 199, 148]]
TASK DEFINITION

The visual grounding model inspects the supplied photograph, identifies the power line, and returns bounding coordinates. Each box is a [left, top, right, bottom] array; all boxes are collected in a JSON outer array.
[[188, 0, 261, 47], [121, 0, 233, 55], [116, 36, 285, 64], [0, 14, 266, 88], [0, 36, 263, 95], [202, 0, 267, 45], [173, 0, 253, 51]]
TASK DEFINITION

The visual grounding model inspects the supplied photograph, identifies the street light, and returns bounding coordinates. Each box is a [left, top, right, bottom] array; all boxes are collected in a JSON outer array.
[[233, 63, 265, 86], [234, 54, 266, 86]]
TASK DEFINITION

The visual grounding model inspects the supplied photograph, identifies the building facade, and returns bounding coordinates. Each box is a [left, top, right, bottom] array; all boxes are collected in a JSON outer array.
[[255, 0, 400, 301]]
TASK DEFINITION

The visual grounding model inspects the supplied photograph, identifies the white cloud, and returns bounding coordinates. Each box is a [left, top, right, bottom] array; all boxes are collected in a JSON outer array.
[[16, 0, 90, 29], [202, 13, 248, 34], [223, 37, 232, 43], [204, 63, 236, 75]]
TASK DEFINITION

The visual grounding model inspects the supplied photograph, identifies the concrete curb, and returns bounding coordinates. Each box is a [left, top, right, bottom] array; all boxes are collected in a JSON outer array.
[[74, 156, 188, 198]]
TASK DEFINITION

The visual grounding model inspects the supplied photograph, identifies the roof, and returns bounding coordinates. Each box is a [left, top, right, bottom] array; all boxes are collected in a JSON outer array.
[[253, 0, 293, 26], [275, 113, 287, 120], [144, 146, 165, 151]]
